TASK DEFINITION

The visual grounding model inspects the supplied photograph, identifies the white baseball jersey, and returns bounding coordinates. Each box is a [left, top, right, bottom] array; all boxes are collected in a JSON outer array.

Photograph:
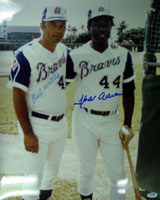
[[8, 38, 68, 115], [68, 41, 135, 111]]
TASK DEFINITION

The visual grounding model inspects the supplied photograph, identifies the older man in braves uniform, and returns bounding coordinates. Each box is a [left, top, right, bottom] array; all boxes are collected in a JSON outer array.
[[66, 6, 135, 200], [8, 6, 70, 200]]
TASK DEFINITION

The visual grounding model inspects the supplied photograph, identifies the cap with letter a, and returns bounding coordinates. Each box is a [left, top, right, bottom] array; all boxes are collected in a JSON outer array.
[[42, 6, 67, 22], [88, 6, 114, 26]]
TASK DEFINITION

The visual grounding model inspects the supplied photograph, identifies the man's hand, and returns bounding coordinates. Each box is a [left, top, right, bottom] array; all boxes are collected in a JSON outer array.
[[111, 41, 118, 49], [24, 133, 39, 153], [119, 125, 134, 149]]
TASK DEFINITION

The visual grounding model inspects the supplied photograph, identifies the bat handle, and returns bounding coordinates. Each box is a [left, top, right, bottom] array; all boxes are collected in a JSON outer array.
[[125, 146, 142, 200]]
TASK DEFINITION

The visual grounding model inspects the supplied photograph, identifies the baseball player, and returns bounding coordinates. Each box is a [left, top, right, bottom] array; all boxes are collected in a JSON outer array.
[[66, 6, 135, 200], [8, 6, 70, 200]]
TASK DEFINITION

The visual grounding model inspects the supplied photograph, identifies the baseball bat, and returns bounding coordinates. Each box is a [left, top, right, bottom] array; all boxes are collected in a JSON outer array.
[[125, 146, 142, 200]]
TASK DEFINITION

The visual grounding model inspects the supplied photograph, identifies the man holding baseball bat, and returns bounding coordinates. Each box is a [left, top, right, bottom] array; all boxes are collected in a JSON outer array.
[[66, 5, 135, 200]]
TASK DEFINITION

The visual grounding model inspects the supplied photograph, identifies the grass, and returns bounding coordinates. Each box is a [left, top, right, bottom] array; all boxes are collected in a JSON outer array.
[[0, 55, 143, 199], [0, 78, 17, 134], [0, 63, 143, 135], [119, 64, 143, 133], [0, 77, 77, 137]]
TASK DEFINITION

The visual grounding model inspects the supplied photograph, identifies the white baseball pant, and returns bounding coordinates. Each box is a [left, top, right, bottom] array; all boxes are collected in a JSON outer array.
[[18, 114, 67, 200], [72, 107, 126, 200]]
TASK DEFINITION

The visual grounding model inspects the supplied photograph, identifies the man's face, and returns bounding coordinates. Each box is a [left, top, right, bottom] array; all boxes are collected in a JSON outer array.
[[89, 16, 112, 45], [41, 20, 66, 44]]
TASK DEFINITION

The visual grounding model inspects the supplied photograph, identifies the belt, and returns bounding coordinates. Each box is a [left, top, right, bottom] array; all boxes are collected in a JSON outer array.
[[31, 111, 64, 122], [84, 107, 117, 116]]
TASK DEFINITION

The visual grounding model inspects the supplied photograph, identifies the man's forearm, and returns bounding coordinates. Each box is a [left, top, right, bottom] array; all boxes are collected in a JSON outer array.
[[122, 91, 134, 128], [13, 87, 33, 135]]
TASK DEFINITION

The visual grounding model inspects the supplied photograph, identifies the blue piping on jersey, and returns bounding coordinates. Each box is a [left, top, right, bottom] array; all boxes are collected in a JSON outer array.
[[74, 92, 122, 109], [10, 51, 31, 87]]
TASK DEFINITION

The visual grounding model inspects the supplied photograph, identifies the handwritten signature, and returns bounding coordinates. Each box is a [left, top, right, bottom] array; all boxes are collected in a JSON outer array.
[[32, 72, 60, 104], [74, 92, 123, 109]]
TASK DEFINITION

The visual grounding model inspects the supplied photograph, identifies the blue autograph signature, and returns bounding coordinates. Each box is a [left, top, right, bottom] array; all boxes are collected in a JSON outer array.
[[74, 91, 123, 109], [32, 72, 60, 104]]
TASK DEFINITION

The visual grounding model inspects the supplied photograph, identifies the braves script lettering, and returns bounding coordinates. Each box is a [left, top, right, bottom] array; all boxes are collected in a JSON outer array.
[[37, 54, 65, 82], [79, 56, 120, 79], [32, 72, 60, 104], [74, 91, 122, 109]]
